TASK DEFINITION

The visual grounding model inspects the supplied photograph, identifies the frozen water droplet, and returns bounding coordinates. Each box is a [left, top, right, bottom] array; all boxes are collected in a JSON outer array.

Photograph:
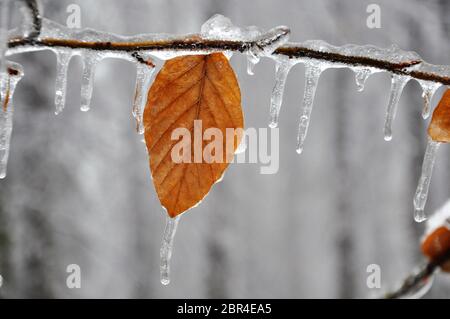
[[160, 215, 181, 285], [269, 58, 293, 128], [296, 61, 323, 154], [418, 80, 441, 120], [132, 62, 155, 134], [246, 52, 260, 75], [80, 52, 102, 112], [354, 68, 373, 92], [414, 138, 441, 223], [54, 50, 72, 115], [383, 75, 409, 141]]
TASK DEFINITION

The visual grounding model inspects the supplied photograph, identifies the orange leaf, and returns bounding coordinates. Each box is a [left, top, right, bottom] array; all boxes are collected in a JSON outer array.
[[143, 53, 244, 218], [421, 226, 450, 272], [428, 89, 450, 143]]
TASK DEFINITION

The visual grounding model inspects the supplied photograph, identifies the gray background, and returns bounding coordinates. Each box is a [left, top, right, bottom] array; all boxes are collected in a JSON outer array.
[[1, 0, 450, 298]]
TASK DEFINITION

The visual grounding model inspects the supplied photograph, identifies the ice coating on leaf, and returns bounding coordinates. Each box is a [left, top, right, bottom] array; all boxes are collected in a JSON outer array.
[[414, 138, 441, 222], [160, 215, 180, 285], [0, 62, 24, 179], [296, 61, 324, 154], [383, 75, 410, 141], [417, 80, 441, 119], [133, 62, 155, 134], [269, 56, 295, 127], [53, 49, 73, 115], [80, 51, 102, 112], [424, 199, 450, 237]]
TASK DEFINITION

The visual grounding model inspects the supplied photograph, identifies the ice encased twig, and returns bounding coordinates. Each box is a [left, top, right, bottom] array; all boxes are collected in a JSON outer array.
[[0, 62, 24, 179], [383, 74, 409, 141], [200, 15, 289, 76], [160, 215, 181, 285], [414, 137, 441, 222], [133, 62, 155, 134], [401, 271, 434, 299], [296, 61, 323, 154]]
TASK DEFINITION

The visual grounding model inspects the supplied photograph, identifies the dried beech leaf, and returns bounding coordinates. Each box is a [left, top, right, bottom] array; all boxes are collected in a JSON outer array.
[[421, 226, 450, 272], [143, 53, 244, 218], [428, 89, 450, 143]]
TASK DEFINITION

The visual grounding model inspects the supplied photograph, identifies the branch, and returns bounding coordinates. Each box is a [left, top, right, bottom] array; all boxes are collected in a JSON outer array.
[[384, 249, 450, 299], [20, 0, 42, 39], [6, 0, 450, 86]]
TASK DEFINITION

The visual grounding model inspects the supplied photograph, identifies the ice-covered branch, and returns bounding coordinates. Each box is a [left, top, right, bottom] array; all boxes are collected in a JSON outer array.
[[7, 26, 450, 85], [6, 0, 450, 151], [5, 0, 450, 86], [19, 0, 42, 39], [384, 249, 450, 299]]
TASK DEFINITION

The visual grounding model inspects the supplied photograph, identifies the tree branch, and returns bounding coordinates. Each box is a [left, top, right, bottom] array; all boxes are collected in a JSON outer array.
[[384, 249, 450, 299], [20, 0, 42, 39], [5, 0, 450, 86]]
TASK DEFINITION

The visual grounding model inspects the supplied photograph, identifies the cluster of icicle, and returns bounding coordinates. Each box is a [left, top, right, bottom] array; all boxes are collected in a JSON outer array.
[[2, 5, 450, 285], [2, 10, 290, 285], [267, 42, 449, 223]]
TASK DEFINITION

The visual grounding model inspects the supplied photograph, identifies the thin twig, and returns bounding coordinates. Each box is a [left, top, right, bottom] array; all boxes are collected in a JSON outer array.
[[384, 249, 450, 299], [20, 0, 42, 39], [5, 1, 450, 85]]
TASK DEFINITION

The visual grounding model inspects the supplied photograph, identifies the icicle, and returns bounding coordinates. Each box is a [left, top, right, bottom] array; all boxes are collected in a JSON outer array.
[[246, 52, 259, 76], [54, 50, 72, 115], [132, 63, 155, 134], [0, 63, 24, 179], [296, 61, 323, 154], [353, 68, 374, 92], [383, 75, 409, 141], [418, 80, 441, 120], [160, 215, 181, 285], [269, 58, 293, 128], [80, 52, 101, 112], [414, 138, 441, 222]]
